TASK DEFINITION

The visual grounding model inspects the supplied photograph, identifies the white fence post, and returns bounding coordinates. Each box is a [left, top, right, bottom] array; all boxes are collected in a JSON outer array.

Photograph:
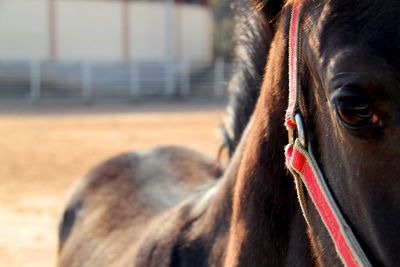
[[81, 62, 92, 103], [129, 61, 140, 99], [165, 61, 175, 97], [180, 61, 190, 97], [30, 60, 41, 102], [214, 57, 225, 97], [164, 0, 176, 97]]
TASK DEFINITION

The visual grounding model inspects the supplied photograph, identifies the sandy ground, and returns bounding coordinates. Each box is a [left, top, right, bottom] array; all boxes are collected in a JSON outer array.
[[0, 102, 226, 267]]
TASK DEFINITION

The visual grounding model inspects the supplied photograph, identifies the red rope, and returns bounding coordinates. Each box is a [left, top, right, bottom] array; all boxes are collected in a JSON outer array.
[[284, 2, 371, 267]]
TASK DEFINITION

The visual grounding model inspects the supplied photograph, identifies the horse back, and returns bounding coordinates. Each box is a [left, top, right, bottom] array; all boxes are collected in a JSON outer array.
[[58, 145, 222, 266]]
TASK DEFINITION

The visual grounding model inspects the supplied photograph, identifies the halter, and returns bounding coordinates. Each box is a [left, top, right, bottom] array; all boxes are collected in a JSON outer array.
[[284, 3, 372, 267]]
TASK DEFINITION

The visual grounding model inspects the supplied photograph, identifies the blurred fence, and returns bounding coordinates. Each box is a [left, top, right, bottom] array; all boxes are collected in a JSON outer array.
[[0, 59, 235, 102]]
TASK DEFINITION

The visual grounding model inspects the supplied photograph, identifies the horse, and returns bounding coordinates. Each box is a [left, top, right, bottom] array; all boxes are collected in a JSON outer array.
[[58, 0, 400, 266]]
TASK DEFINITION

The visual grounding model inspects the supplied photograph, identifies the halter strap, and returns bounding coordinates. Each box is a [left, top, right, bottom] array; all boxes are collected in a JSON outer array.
[[284, 3, 372, 267]]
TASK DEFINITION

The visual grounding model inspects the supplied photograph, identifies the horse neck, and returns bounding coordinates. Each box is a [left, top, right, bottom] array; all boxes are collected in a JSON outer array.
[[223, 9, 314, 266]]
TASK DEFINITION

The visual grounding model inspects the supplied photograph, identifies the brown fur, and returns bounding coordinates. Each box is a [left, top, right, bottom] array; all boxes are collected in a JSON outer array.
[[58, 146, 223, 266]]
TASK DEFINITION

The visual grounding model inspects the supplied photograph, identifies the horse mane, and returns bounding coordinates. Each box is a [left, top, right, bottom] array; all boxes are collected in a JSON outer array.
[[221, 0, 284, 157]]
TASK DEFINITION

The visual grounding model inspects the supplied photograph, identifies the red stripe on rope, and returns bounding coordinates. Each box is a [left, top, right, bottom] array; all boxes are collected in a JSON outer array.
[[286, 145, 360, 267]]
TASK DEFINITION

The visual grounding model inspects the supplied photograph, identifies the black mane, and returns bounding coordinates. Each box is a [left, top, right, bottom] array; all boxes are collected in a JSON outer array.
[[221, 0, 283, 157], [221, 2, 269, 157]]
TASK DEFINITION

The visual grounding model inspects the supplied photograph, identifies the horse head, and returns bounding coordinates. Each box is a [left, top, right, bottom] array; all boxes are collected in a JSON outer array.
[[227, 0, 400, 266], [299, 0, 400, 265]]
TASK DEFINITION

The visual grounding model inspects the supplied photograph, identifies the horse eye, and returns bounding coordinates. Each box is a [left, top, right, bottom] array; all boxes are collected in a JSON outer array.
[[333, 89, 379, 129]]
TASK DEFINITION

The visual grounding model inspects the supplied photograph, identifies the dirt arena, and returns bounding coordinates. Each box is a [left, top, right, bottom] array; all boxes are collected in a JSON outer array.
[[0, 101, 226, 267]]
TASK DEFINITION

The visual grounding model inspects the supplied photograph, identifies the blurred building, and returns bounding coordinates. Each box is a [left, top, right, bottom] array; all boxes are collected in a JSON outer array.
[[0, 0, 214, 63], [0, 0, 235, 101]]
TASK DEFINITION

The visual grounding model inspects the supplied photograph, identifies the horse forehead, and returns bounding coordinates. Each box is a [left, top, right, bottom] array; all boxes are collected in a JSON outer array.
[[306, 0, 400, 73]]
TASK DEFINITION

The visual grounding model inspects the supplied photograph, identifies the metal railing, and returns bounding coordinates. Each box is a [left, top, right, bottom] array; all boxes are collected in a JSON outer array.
[[0, 59, 234, 103]]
